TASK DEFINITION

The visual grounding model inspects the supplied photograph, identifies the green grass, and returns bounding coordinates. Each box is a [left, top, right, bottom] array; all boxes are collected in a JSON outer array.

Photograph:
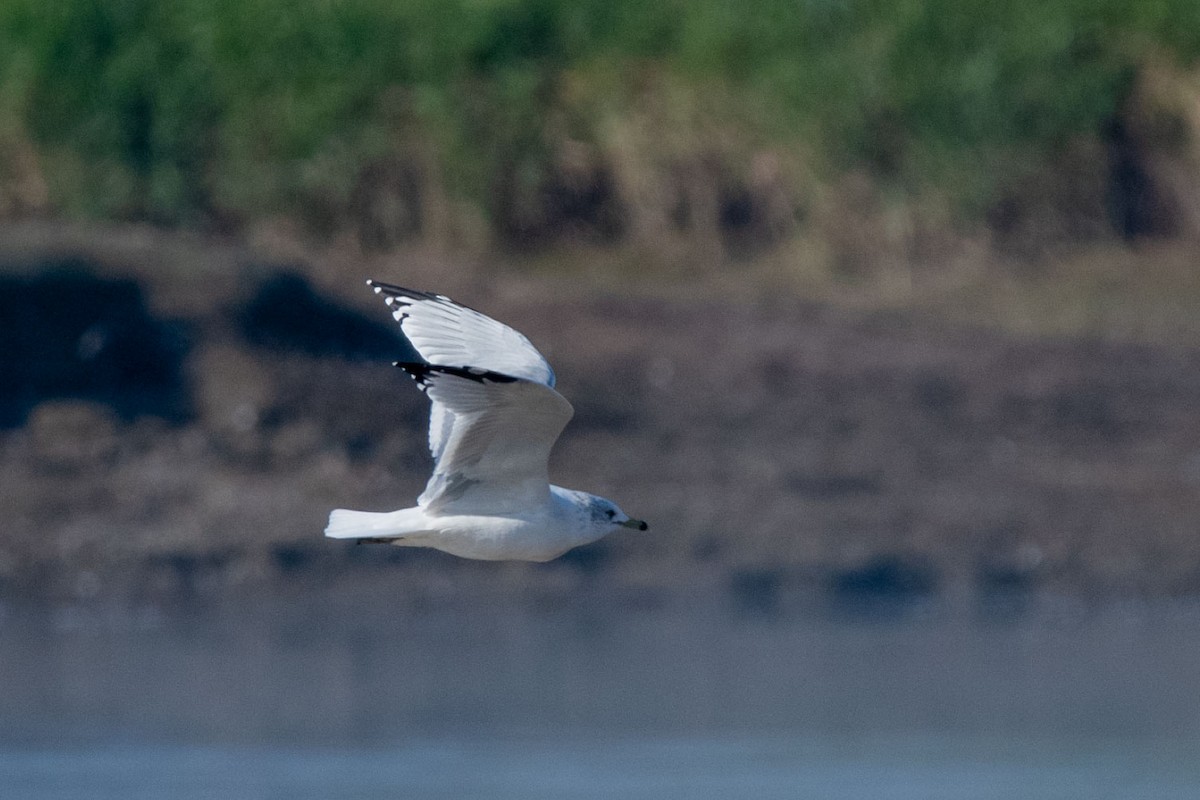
[[1, 0, 1198, 231]]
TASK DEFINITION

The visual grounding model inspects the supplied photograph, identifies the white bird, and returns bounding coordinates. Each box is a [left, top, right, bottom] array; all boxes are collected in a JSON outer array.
[[324, 280, 648, 561]]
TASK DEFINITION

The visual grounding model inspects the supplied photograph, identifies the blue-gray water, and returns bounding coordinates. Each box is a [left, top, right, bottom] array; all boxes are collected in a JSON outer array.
[[2, 596, 1198, 798]]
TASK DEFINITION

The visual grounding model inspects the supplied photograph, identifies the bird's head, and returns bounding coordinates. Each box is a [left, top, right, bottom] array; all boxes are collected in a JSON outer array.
[[587, 495, 648, 532]]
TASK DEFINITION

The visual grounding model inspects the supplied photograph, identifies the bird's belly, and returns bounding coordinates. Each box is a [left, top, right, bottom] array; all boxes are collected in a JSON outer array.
[[421, 515, 571, 562]]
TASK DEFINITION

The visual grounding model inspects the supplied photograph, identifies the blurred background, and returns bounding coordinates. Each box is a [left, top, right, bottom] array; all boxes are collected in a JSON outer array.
[[2, 1, 1200, 797]]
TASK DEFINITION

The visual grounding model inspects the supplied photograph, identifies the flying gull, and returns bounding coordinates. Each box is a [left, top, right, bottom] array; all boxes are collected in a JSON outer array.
[[325, 281, 648, 561]]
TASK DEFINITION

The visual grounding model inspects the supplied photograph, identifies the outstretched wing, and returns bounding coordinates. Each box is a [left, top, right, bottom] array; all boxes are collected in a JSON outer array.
[[368, 280, 560, 465], [396, 362, 574, 514], [368, 281, 555, 386]]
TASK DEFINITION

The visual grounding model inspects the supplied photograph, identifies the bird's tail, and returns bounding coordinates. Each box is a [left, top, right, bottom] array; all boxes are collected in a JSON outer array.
[[324, 508, 421, 540]]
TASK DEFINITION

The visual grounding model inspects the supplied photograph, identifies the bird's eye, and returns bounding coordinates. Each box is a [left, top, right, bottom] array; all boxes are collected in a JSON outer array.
[[605, 509, 615, 519]]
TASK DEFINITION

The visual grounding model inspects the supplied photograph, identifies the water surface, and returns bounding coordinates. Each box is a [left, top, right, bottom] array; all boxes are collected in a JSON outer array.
[[2, 597, 1197, 798]]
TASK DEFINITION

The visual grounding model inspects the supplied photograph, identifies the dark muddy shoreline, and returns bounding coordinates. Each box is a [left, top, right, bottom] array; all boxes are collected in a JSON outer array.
[[2, 231, 1200, 612]]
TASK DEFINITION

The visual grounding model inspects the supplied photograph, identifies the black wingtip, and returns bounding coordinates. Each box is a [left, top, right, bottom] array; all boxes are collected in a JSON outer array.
[[365, 281, 468, 312], [394, 361, 433, 392], [394, 361, 520, 387]]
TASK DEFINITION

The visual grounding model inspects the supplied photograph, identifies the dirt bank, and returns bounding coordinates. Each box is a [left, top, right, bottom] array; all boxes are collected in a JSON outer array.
[[2, 230, 1199, 613]]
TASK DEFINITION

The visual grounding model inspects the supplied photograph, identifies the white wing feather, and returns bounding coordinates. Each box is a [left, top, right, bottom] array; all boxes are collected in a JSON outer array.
[[368, 281, 555, 386], [397, 363, 574, 514], [369, 282, 560, 468]]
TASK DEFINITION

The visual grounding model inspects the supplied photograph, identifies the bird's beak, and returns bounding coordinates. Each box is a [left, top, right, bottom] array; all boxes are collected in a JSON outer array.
[[621, 518, 649, 531]]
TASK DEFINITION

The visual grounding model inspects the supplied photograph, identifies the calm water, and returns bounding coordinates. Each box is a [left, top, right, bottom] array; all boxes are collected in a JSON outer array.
[[1, 595, 1198, 798]]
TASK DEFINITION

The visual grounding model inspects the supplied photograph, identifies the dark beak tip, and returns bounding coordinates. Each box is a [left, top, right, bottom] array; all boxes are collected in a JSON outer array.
[[638, 521, 649, 531]]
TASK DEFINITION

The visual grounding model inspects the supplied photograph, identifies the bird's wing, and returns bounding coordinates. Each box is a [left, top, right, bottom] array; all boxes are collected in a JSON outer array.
[[396, 362, 574, 514], [368, 281, 556, 386]]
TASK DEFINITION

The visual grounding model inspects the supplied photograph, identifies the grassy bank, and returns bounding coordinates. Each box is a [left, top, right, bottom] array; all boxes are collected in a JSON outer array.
[[2, 0, 1199, 252]]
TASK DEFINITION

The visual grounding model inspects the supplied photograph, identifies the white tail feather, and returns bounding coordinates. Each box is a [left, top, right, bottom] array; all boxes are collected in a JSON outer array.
[[325, 508, 408, 539]]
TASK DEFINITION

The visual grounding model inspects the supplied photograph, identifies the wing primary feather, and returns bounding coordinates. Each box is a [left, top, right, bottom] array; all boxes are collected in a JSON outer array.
[[369, 279, 558, 388], [395, 361, 521, 388], [368, 280, 463, 309]]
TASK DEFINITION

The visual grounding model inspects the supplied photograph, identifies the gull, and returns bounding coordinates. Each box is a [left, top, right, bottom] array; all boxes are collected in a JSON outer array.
[[324, 280, 648, 561]]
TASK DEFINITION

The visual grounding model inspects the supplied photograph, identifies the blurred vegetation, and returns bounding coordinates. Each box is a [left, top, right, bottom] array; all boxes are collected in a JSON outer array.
[[1, 0, 1199, 246]]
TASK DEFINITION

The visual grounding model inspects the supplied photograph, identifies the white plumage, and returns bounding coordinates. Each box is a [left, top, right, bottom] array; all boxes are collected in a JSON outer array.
[[324, 281, 647, 561]]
